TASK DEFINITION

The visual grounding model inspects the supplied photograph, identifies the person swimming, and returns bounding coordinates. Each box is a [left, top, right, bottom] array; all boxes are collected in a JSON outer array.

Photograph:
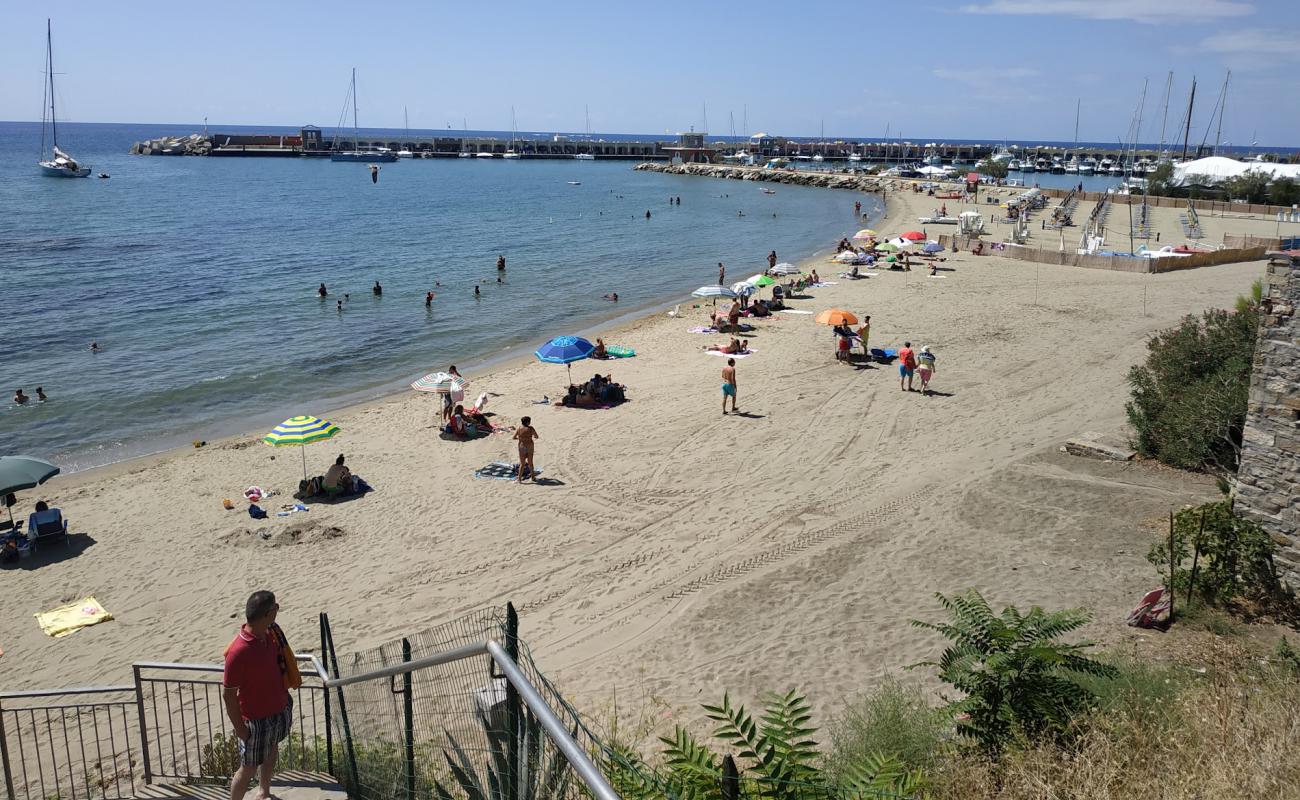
[[425, 291, 434, 306], [373, 281, 382, 296], [318, 283, 328, 297], [602, 293, 618, 302], [369, 164, 379, 184], [474, 285, 481, 298]]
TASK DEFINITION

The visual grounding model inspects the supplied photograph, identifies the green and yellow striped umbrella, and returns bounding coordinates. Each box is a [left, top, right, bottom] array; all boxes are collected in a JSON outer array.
[[263, 416, 341, 480]]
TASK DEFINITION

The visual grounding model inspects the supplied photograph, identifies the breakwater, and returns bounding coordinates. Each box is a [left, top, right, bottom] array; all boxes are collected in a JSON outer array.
[[634, 162, 885, 192]]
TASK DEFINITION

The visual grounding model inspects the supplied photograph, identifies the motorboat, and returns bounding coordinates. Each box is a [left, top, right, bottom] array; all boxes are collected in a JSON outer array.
[[502, 150, 521, 159], [574, 152, 595, 160], [458, 152, 471, 158], [990, 146, 1014, 163], [397, 149, 414, 158], [1064, 157, 1080, 174], [1034, 157, 1051, 172], [1020, 159, 1035, 173], [1080, 157, 1097, 175], [1098, 157, 1115, 174], [1108, 161, 1124, 176], [475, 151, 496, 158], [1006, 158, 1022, 172], [760, 188, 777, 194], [567, 181, 581, 185], [848, 153, 862, 162], [331, 69, 398, 163], [812, 154, 824, 162], [37, 20, 90, 178], [1050, 158, 1065, 174]]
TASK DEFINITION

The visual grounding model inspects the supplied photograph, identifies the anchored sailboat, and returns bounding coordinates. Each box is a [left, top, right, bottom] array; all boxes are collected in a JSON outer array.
[[331, 68, 397, 163], [503, 107, 522, 159], [574, 106, 595, 160], [38, 20, 90, 178]]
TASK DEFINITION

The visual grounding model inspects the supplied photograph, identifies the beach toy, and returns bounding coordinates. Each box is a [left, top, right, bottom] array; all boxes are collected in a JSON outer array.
[[605, 345, 636, 358], [244, 486, 264, 503], [222, 498, 234, 510]]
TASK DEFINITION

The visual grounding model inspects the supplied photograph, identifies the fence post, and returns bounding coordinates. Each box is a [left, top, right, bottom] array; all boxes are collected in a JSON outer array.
[[133, 665, 153, 784], [721, 756, 739, 800], [402, 639, 415, 800], [319, 613, 333, 777], [504, 603, 521, 800], [0, 697, 16, 800], [323, 616, 360, 798]]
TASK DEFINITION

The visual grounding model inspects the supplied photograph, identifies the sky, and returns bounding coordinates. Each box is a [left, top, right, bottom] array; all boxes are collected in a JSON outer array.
[[1, 0, 1296, 146]]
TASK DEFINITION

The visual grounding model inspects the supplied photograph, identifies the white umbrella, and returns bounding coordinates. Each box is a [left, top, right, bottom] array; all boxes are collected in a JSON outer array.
[[411, 372, 469, 394], [771, 262, 801, 276], [730, 281, 756, 297], [692, 285, 739, 299]]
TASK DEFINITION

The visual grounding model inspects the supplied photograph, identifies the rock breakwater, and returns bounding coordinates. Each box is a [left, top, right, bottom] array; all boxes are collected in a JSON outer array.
[[634, 162, 884, 192]]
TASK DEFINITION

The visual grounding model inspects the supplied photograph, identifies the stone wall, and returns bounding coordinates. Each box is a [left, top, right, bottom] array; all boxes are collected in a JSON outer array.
[[1234, 255, 1300, 585]]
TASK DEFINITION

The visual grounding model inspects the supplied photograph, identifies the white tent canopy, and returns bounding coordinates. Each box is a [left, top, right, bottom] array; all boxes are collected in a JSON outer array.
[[1172, 156, 1300, 186]]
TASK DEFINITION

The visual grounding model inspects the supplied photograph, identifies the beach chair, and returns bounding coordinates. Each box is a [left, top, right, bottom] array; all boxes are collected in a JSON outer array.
[[28, 509, 68, 551]]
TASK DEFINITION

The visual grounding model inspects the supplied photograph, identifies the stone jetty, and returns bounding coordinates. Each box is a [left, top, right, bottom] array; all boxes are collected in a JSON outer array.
[[130, 134, 211, 156], [634, 162, 885, 193]]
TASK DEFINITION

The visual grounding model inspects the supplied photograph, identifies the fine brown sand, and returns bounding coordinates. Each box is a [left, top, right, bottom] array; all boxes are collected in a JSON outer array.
[[0, 183, 1266, 721]]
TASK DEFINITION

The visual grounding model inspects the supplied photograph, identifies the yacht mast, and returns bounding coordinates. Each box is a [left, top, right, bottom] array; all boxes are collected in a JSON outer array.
[[1156, 71, 1173, 157], [47, 19, 58, 151], [351, 68, 359, 151], [1180, 77, 1196, 161], [1213, 70, 1230, 156], [1131, 78, 1148, 177]]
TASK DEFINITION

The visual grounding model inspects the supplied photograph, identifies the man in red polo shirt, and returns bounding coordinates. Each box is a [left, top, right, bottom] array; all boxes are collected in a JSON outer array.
[[223, 591, 291, 800]]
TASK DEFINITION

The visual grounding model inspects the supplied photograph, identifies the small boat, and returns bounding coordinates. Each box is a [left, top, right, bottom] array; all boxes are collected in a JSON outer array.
[[574, 152, 595, 160], [502, 107, 522, 159], [760, 188, 776, 194], [502, 151, 521, 159], [1064, 157, 1080, 174], [397, 108, 414, 157], [567, 181, 581, 185], [848, 153, 862, 162], [812, 154, 824, 162], [37, 20, 90, 178], [1080, 157, 1097, 175], [458, 152, 471, 158], [1007, 158, 1022, 172], [475, 151, 496, 158]]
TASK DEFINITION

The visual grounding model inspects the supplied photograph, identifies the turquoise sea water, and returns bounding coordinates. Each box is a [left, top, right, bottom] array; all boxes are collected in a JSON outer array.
[[0, 122, 880, 470]]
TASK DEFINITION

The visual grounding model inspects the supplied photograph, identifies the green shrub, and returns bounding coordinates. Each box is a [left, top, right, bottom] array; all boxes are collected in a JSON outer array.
[[824, 677, 947, 780], [911, 590, 1118, 756], [1125, 306, 1258, 473], [1146, 501, 1282, 608]]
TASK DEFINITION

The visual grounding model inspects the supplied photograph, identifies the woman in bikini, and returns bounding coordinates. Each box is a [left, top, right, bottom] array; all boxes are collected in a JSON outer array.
[[513, 417, 539, 482]]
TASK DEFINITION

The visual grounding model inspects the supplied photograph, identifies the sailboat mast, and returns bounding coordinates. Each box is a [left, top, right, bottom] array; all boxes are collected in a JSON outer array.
[[1157, 71, 1173, 157], [1213, 70, 1230, 156], [1180, 77, 1196, 161], [1131, 78, 1148, 176], [351, 68, 358, 150], [47, 19, 58, 150], [1073, 99, 1079, 149]]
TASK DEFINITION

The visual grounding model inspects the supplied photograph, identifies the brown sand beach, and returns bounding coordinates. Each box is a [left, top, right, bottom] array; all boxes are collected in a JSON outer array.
[[0, 178, 1267, 719]]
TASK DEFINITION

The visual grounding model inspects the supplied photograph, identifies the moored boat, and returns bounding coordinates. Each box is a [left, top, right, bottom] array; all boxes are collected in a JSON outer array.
[[37, 20, 90, 178]]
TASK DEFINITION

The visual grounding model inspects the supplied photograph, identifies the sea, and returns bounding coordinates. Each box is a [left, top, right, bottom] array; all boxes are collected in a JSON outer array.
[[0, 122, 884, 471]]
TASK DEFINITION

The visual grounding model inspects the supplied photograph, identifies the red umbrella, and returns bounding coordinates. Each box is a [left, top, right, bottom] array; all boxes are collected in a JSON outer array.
[[901, 231, 926, 241]]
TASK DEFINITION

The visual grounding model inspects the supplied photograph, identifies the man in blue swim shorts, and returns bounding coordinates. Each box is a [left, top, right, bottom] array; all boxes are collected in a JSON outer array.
[[897, 341, 916, 392], [721, 357, 738, 415]]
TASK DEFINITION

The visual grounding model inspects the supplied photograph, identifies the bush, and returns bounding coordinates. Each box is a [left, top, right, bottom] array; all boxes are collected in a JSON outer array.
[[1146, 501, 1282, 609], [1125, 306, 1258, 473], [1271, 176, 1300, 207], [911, 590, 1118, 756], [824, 677, 948, 779]]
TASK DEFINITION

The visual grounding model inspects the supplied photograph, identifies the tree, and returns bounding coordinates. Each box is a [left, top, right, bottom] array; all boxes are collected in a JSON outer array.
[[1146, 161, 1177, 197], [979, 159, 1008, 181], [1220, 170, 1272, 204], [1270, 176, 1300, 207], [1146, 501, 1282, 609], [911, 590, 1118, 756], [1125, 306, 1259, 474]]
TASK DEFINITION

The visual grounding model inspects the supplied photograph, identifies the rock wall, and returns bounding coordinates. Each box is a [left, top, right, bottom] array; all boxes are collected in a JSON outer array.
[[1234, 255, 1300, 584], [634, 162, 884, 192]]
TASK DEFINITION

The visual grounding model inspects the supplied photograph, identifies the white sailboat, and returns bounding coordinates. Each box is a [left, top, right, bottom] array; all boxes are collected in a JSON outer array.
[[38, 20, 90, 178], [397, 107, 413, 158], [331, 68, 397, 163], [503, 106, 522, 159], [574, 105, 596, 159]]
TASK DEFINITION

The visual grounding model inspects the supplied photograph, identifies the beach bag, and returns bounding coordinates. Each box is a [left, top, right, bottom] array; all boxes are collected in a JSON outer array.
[[248, 504, 268, 520]]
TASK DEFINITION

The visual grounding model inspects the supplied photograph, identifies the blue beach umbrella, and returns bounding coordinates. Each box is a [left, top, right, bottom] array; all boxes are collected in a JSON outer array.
[[924, 242, 944, 254], [535, 335, 595, 382]]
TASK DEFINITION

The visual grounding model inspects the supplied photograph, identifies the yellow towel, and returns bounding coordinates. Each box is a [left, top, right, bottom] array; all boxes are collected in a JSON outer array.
[[36, 597, 114, 638]]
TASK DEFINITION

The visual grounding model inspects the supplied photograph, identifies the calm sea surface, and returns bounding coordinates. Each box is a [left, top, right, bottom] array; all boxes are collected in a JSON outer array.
[[0, 122, 880, 470]]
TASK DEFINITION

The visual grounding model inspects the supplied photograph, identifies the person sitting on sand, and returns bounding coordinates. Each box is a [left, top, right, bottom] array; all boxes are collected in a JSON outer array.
[[323, 455, 353, 492], [447, 405, 470, 436], [592, 338, 608, 359], [727, 301, 741, 329], [749, 300, 771, 317], [810, 269, 820, 284]]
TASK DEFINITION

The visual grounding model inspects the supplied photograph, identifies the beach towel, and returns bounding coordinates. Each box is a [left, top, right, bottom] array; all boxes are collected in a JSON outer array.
[[704, 349, 756, 358], [688, 326, 717, 334], [36, 597, 114, 638], [776, 309, 813, 315], [474, 461, 544, 480], [809, 281, 838, 287]]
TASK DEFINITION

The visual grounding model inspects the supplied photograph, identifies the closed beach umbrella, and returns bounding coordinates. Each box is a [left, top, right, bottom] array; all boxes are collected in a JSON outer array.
[[852, 229, 878, 240], [924, 242, 944, 254], [730, 281, 756, 297], [900, 231, 926, 241], [0, 455, 60, 529], [771, 262, 801, 276], [814, 308, 859, 326], [264, 415, 341, 481], [535, 335, 595, 382], [411, 372, 469, 394]]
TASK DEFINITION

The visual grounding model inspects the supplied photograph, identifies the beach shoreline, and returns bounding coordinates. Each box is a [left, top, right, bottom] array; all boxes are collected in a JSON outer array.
[[0, 178, 1267, 724]]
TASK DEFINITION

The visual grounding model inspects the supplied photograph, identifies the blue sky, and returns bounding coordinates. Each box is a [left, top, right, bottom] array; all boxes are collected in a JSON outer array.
[[1, 0, 1296, 146]]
